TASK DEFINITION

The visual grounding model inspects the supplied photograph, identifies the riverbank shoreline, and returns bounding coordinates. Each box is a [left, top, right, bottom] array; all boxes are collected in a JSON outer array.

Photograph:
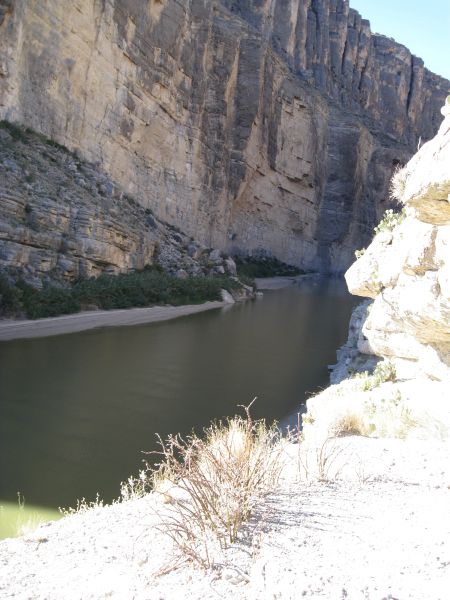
[[0, 301, 227, 341], [0, 274, 326, 341]]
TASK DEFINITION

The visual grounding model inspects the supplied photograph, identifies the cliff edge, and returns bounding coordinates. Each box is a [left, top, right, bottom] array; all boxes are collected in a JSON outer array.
[[305, 97, 450, 440]]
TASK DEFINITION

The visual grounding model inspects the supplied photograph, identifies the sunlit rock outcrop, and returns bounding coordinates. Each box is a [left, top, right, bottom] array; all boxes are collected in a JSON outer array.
[[305, 98, 450, 440]]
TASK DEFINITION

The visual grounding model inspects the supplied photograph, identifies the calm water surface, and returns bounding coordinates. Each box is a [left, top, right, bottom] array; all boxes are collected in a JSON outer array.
[[0, 278, 356, 516]]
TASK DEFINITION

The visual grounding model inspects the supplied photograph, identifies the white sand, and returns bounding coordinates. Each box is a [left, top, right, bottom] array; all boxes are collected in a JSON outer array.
[[1, 437, 449, 599]]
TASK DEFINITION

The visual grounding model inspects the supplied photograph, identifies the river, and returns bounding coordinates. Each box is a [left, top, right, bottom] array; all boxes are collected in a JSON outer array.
[[0, 277, 356, 535]]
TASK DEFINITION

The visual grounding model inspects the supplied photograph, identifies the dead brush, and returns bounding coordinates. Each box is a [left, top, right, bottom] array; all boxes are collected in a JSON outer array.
[[297, 433, 349, 483], [148, 400, 287, 569]]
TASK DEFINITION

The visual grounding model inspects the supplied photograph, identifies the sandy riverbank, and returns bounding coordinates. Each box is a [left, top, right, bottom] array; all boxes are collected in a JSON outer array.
[[0, 301, 227, 342], [0, 275, 320, 341]]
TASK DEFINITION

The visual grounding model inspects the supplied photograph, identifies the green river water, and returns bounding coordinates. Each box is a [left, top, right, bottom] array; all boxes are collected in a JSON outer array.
[[0, 278, 357, 537]]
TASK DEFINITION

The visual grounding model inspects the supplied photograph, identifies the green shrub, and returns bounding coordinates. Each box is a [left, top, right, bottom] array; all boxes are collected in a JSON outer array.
[[23, 286, 81, 319], [0, 275, 23, 316], [73, 268, 232, 310], [374, 208, 407, 235], [235, 273, 256, 290], [44, 138, 70, 153], [352, 360, 397, 392], [0, 267, 241, 319], [235, 256, 303, 279], [0, 120, 29, 143]]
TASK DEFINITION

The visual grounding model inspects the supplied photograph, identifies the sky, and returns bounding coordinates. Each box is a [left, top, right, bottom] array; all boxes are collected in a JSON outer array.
[[349, 0, 450, 81]]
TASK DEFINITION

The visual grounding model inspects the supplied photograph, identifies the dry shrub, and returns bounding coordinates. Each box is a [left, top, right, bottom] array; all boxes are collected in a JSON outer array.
[[149, 401, 287, 569], [59, 494, 106, 518], [304, 436, 349, 482], [332, 413, 366, 437], [389, 165, 408, 202]]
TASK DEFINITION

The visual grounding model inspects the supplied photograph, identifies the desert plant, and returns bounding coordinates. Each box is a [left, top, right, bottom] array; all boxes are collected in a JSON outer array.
[[363, 390, 418, 438], [331, 413, 366, 437], [374, 208, 407, 235], [59, 493, 105, 516], [297, 434, 349, 483], [314, 436, 348, 481], [147, 402, 287, 568], [389, 166, 408, 202], [371, 361, 396, 385], [353, 360, 397, 392]]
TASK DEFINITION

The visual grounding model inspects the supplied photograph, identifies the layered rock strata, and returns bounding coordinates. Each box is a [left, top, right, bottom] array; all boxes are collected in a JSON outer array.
[[0, 124, 238, 287], [0, 0, 448, 273], [305, 99, 450, 440]]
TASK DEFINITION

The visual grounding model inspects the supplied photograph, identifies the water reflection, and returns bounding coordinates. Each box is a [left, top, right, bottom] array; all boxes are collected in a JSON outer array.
[[0, 278, 356, 510]]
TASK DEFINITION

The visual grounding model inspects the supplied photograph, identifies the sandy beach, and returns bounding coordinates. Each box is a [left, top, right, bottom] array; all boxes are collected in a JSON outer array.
[[0, 301, 227, 342]]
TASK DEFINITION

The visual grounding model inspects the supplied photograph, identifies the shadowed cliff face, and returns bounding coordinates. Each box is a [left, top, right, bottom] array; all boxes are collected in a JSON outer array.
[[222, 0, 446, 143], [303, 101, 450, 442], [0, 0, 448, 274]]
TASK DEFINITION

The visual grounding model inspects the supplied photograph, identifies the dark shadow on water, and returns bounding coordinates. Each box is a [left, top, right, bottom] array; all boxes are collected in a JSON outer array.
[[0, 277, 357, 509]]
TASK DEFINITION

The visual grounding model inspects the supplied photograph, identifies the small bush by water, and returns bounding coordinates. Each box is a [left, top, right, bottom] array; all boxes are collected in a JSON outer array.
[[0, 268, 240, 319]]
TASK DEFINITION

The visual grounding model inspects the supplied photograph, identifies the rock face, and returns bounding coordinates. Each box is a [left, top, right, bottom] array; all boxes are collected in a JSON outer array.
[[0, 124, 247, 287], [305, 100, 450, 440], [0, 0, 448, 273], [346, 102, 450, 382]]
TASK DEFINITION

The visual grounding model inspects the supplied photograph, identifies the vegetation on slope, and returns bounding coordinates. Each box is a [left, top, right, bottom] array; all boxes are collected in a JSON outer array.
[[235, 256, 304, 279], [0, 267, 242, 320]]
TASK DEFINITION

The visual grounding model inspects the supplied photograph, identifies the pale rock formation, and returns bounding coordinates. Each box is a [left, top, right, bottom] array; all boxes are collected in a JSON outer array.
[[0, 0, 448, 274], [305, 99, 450, 440]]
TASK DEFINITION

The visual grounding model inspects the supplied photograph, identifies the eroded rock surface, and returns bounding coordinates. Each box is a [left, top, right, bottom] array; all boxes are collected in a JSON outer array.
[[0, 0, 448, 273], [306, 101, 450, 440], [0, 125, 244, 287]]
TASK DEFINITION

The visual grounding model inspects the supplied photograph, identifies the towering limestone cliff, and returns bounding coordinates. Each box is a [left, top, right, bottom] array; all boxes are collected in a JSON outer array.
[[305, 98, 450, 440], [0, 0, 448, 278]]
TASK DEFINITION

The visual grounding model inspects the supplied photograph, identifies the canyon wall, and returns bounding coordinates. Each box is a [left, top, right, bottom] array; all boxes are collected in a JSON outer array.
[[0, 0, 448, 273], [305, 99, 450, 440]]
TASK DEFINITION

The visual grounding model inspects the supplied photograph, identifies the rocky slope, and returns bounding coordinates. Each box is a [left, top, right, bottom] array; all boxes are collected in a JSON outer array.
[[0, 0, 448, 274], [0, 123, 243, 287], [305, 98, 450, 440]]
